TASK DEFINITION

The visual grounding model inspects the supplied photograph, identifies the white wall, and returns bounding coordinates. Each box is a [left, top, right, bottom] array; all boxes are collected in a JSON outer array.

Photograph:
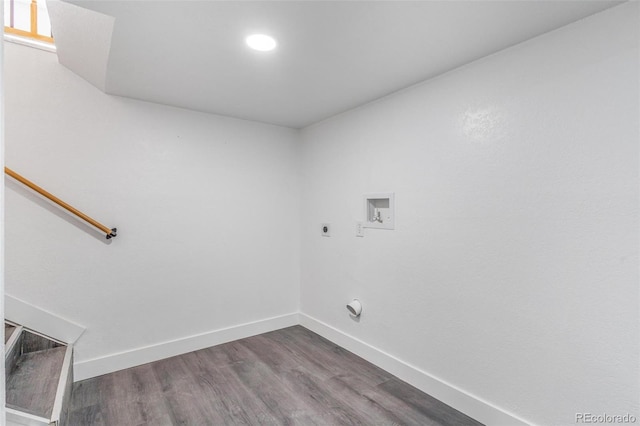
[[4, 3, 638, 425], [4, 43, 300, 370], [300, 3, 638, 426], [1, 1, 7, 423]]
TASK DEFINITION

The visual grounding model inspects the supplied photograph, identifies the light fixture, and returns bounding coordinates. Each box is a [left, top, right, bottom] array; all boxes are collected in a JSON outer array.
[[245, 34, 277, 52]]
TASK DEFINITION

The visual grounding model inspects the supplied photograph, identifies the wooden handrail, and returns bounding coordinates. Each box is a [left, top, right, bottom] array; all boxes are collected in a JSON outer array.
[[5, 167, 117, 239]]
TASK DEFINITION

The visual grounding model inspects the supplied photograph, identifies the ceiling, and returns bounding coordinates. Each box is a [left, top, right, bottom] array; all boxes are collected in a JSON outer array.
[[50, 0, 624, 129]]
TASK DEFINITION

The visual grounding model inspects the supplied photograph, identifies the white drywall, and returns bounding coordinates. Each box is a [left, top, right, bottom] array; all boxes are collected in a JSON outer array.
[[3, 3, 638, 424], [74, 312, 299, 381], [4, 42, 300, 369], [300, 313, 528, 425], [5, 295, 85, 344], [299, 3, 638, 426], [0, 2, 7, 423]]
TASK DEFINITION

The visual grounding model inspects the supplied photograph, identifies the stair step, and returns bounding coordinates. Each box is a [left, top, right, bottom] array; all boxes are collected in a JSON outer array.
[[5, 325, 74, 425], [7, 345, 66, 418], [22, 329, 64, 353], [5, 324, 24, 378], [5, 323, 17, 343]]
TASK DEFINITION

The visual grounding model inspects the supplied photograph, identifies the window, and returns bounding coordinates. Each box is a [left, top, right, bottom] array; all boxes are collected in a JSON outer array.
[[4, 0, 53, 43]]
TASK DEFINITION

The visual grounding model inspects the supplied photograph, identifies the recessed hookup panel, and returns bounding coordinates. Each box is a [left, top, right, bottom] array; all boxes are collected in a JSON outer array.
[[364, 193, 394, 230]]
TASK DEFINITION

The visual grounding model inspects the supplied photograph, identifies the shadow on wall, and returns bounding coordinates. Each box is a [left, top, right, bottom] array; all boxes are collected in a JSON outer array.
[[6, 177, 113, 245]]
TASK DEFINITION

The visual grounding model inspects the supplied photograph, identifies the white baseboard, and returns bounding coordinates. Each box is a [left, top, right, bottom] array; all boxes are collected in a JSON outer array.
[[6, 407, 50, 426], [74, 312, 300, 382], [72, 311, 531, 425], [299, 313, 531, 426], [5, 294, 86, 344]]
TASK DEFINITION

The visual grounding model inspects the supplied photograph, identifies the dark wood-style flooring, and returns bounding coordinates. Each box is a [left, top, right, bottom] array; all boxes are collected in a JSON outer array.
[[6, 346, 67, 418], [69, 326, 482, 425]]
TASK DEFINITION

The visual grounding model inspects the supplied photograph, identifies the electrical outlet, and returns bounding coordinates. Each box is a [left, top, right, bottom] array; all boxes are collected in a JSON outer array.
[[321, 223, 331, 237], [356, 222, 364, 237]]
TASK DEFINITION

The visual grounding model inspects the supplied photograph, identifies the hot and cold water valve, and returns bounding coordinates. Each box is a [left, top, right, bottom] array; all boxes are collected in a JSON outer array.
[[364, 193, 394, 230]]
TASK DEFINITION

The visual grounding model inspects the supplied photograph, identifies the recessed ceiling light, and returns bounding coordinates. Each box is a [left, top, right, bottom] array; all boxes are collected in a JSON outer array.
[[246, 34, 277, 52]]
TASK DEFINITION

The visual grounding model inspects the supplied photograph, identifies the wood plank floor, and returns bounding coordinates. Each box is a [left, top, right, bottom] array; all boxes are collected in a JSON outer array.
[[6, 346, 67, 418], [69, 326, 483, 425]]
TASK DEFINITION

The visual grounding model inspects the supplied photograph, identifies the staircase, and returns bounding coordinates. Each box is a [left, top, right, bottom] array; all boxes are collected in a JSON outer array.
[[5, 321, 74, 426]]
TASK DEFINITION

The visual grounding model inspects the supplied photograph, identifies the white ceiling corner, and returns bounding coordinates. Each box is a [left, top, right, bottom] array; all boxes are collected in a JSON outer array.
[[52, 0, 624, 128]]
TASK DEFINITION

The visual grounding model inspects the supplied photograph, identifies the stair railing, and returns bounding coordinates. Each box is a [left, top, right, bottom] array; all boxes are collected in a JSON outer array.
[[5, 167, 117, 239], [4, 0, 54, 44]]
